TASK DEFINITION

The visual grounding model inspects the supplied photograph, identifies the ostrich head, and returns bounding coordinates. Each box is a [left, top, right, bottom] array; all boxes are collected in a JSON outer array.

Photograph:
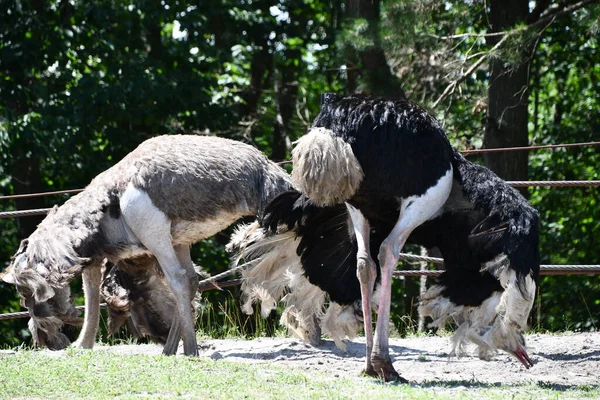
[[1, 239, 83, 350]]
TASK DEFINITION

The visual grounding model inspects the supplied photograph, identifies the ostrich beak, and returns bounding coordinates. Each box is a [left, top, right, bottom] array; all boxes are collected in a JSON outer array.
[[509, 346, 534, 368]]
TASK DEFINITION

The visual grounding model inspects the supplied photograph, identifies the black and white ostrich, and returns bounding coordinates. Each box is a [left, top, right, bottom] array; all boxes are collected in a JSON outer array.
[[1, 135, 291, 355], [228, 94, 540, 382]]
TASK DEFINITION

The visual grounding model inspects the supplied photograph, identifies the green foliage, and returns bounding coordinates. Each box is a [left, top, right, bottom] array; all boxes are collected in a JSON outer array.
[[196, 293, 285, 340], [526, 10, 600, 331], [0, 0, 344, 345], [339, 18, 373, 52]]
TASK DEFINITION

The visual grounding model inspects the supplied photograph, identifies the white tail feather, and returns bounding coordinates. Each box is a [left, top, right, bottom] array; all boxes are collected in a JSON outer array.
[[228, 222, 370, 348], [419, 266, 536, 361], [320, 302, 363, 351]]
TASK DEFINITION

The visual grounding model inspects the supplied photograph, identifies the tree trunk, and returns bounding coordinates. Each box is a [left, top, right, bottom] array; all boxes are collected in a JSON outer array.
[[271, 5, 306, 161], [239, 38, 272, 119], [237, 1, 274, 124], [344, 0, 405, 98], [484, 0, 531, 186], [11, 157, 46, 239], [272, 55, 299, 160]]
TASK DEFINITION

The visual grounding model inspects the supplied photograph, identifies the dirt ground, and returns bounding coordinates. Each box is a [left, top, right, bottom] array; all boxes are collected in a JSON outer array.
[[98, 332, 599, 387]]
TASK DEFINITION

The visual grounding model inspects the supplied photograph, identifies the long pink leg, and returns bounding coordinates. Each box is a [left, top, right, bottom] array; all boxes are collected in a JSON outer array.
[[372, 168, 453, 382], [345, 204, 377, 376], [371, 226, 410, 382]]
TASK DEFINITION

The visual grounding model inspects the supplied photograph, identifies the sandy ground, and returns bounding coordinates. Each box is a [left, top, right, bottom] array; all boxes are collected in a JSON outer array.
[[91, 332, 599, 387]]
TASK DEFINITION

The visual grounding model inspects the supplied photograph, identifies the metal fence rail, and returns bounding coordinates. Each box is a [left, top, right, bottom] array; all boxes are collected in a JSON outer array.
[[2, 257, 599, 321], [2, 179, 599, 220]]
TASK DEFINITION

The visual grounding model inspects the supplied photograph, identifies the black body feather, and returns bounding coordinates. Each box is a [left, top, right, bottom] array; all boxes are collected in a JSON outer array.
[[263, 191, 382, 305]]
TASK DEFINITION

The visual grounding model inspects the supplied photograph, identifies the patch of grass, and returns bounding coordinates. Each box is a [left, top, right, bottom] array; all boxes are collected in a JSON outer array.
[[195, 294, 288, 339], [1, 349, 598, 400], [96, 292, 288, 346]]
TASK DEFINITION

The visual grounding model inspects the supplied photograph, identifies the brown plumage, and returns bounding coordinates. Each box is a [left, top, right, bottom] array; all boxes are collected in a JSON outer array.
[[100, 255, 207, 344], [2, 134, 292, 355]]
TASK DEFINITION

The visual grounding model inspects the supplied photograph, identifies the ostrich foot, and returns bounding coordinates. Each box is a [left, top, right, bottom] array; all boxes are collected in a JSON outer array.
[[371, 356, 408, 383]]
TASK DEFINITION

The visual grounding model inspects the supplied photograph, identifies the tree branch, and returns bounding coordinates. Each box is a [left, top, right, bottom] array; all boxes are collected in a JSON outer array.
[[431, 0, 598, 107], [425, 31, 505, 40], [527, 0, 553, 23], [432, 34, 509, 108], [426, 0, 598, 41], [528, 0, 599, 30]]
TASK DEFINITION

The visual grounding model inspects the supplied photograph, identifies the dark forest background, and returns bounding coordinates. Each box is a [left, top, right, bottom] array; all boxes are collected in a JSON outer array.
[[1, 0, 598, 347]]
